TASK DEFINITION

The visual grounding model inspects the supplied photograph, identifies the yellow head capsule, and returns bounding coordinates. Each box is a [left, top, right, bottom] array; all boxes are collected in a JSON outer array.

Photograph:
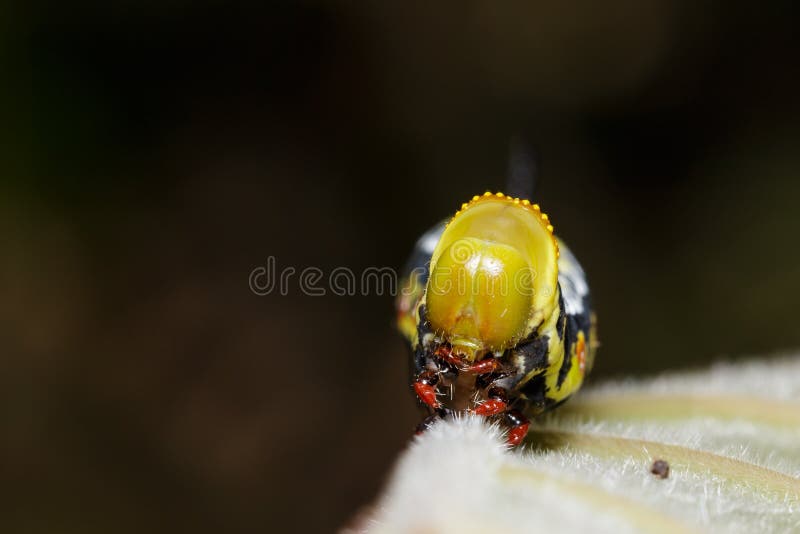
[[424, 195, 559, 359]]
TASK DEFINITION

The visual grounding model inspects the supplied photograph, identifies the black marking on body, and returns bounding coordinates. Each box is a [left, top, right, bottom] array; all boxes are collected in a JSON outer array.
[[412, 304, 432, 376], [413, 345, 426, 375], [417, 303, 429, 330], [555, 339, 573, 389], [520, 373, 550, 414], [556, 290, 566, 340], [519, 374, 548, 411], [476, 371, 511, 390], [557, 283, 595, 388], [519, 375, 573, 415], [514, 334, 550, 374]]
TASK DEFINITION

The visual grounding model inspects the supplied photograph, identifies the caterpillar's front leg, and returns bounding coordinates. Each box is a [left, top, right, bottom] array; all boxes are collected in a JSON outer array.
[[504, 409, 530, 446], [472, 384, 530, 446], [412, 370, 440, 409]]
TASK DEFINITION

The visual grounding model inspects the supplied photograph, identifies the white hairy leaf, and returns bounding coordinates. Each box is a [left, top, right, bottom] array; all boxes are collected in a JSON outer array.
[[352, 357, 800, 533]]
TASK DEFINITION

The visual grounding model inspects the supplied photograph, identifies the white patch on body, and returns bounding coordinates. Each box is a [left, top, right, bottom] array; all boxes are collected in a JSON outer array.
[[557, 239, 589, 315]]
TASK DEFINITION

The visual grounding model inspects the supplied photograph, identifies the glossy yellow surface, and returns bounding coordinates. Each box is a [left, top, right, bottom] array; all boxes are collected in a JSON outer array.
[[425, 194, 559, 358], [427, 238, 533, 353]]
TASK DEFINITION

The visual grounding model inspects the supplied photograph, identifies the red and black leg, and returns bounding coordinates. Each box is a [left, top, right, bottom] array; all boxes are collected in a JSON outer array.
[[465, 357, 502, 375], [437, 346, 503, 375], [412, 348, 461, 435], [412, 370, 440, 409], [473, 386, 508, 416], [472, 384, 531, 446], [413, 368, 456, 434], [504, 409, 530, 446]]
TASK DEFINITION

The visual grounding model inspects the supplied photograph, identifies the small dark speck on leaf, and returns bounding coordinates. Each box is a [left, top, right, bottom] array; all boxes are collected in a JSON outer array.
[[651, 459, 670, 479]]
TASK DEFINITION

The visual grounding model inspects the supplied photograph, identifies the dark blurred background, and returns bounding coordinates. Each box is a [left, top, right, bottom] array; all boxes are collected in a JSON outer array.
[[3, 1, 800, 532]]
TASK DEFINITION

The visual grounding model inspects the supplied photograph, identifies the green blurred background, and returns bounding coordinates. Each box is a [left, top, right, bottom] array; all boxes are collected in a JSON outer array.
[[3, 1, 800, 532]]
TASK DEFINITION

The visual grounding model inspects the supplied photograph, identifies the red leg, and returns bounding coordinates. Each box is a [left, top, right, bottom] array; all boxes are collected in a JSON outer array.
[[473, 387, 508, 416], [434, 345, 463, 367], [465, 357, 500, 374], [505, 409, 530, 447], [474, 398, 507, 416], [434, 345, 501, 375], [413, 370, 440, 409]]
